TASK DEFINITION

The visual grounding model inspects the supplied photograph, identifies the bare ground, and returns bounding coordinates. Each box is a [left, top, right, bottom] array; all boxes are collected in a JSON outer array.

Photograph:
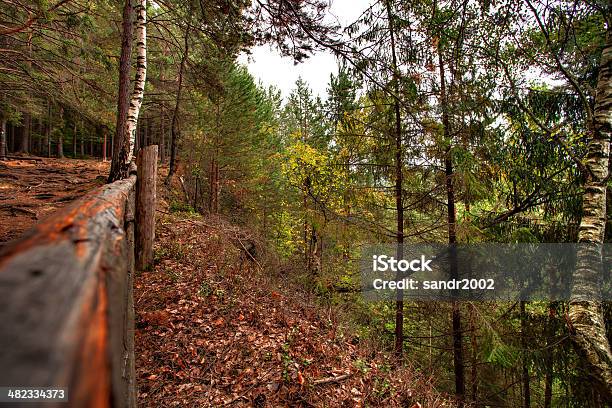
[[0, 157, 109, 244]]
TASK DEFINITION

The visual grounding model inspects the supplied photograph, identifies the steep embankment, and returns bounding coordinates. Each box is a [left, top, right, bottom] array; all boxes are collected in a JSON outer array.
[[135, 209, 451, 407]]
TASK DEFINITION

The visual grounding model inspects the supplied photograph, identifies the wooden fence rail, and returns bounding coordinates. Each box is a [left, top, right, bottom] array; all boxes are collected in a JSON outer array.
[[0, 174, 138, 407]]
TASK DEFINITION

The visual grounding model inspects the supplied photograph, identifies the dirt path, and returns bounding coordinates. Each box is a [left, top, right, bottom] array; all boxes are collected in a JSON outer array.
[[0, 157, 109, 244], [135, 212, 446, 407]]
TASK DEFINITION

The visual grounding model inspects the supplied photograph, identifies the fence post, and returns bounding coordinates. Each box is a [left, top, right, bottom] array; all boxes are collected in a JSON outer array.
[[136, 145, 158, 271]]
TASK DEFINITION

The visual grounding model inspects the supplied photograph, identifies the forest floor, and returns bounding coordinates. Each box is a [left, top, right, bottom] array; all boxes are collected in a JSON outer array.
[[134, 176, 449, 407], [0, 156, 108, 244]]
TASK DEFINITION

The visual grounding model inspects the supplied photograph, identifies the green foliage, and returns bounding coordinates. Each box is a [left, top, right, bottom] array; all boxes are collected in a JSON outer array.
[[198, 282, 213, 297], [510, 227, 539, 244], [169, 200, 196, 214]]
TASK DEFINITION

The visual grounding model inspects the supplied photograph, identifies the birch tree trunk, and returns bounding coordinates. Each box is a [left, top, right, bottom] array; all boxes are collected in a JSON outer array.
[[569, 29, 612, 401], [125, 0, 147, 164], [109, 0, 147, 182]]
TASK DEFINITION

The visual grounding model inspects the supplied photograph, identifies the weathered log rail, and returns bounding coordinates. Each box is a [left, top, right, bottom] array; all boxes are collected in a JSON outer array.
[[0, 174, 138, 407]]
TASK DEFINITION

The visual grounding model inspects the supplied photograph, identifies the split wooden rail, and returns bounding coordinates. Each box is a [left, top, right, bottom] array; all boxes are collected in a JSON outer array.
[[0, 146, 158, 407]]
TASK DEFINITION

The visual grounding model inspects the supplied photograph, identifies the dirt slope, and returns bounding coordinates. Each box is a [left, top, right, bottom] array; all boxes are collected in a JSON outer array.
[[135, 211, 450, 408]]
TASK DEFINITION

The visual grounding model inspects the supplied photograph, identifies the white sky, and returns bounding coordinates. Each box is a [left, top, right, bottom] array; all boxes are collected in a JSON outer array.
[[239, 0, 372, 101]]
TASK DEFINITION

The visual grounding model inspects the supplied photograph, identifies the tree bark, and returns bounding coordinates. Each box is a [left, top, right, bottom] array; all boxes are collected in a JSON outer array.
[[103, 127, 108, 161], [568, 28, 612, 402], [134, 122, 140, 152], [544, 303, 555, 408], [73, 121, 77, 157], [469, 303, 478, 404], [108, 0, 134, 182], [520, 301, 531, 408], [159, 105, 165, 163], [57, 106, 64, 158], [57, 133, 64, 158], [8, 122, 13, 153], [208, 153, 219, 213], [36, 116, 43, 155], [20, 113, 30, 153], [45, 103, 51, 157], [0, 115, 6, 160], [20, 30, 32, 154], [125, 0, 147, 160], [384, 0, 405, 361], [146, 116, 152, 146], [166, 24, 190, 185], [80, 125, 85, 157]]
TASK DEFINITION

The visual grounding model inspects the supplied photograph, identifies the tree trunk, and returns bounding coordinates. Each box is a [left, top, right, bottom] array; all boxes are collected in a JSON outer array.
[[57, 109, 64, 159], [160, 105, 165, 163], [469, 303, 478, 404], [568, 28, 612, 401], [124, 0, 147, 162], [193, 175, 199, 210], [57, 133, 64, 158], [73, 121, 77, 157], [208, 155, 219, 213], [438, 38, 465, 406], [20, 113, 30, 153], [146, 116, 152, 146], [103, 127, 108, 161], [166, 24, 190, 185], [36, 116, 43, 155], [45, 103, 51, 157], [108, 0, 134, 182], [520, 301, 531, 408], [0, 115, 6, 160], [80, 125, 85, 157], [544, 303, 555, 408], [303, 194, 308, 264], [135, 122, 140, 152], [20, 30, 32, 154], [384, 0, 405, 361], [8, 122, 14, 153]]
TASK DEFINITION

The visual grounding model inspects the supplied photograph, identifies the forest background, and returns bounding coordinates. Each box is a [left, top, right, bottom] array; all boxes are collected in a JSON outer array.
[[0, 0, 611, 406]]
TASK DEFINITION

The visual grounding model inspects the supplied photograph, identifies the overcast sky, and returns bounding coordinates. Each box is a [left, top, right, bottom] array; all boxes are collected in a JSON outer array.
[[238, 0, 372, 101]]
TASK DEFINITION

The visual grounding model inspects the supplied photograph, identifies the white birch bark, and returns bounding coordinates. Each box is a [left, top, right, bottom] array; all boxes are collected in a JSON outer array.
[[125, 0, 147, 164], [569, 29, 612, 401]]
